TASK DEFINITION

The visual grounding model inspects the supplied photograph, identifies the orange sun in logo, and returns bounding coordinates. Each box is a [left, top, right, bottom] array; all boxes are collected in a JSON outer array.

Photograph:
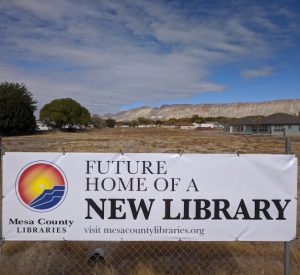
[[17, 162, 66, 211]]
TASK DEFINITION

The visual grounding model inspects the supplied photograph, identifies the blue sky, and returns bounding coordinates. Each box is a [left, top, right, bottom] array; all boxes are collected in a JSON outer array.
[[1, 0, 300, 114]]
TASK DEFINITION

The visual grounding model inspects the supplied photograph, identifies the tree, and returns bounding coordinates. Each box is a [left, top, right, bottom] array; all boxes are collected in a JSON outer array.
[[165, 118, 178, 125], [40, 98, 91, 129], [0, 82, 37, 134], [106, 118, 116, 128], [129, 120, 138, 127], [178, 117, 192, 124], [79, 107, 92, 127], [155, 120, 163, 126], [191, 115, 204, 124], [91, 114, 107, 129], [137, 117, 152, 125]]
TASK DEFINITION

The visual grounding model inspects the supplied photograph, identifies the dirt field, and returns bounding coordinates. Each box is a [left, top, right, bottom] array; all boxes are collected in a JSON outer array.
[[1, 128, 299, 275], [2, 127, 298, 154]]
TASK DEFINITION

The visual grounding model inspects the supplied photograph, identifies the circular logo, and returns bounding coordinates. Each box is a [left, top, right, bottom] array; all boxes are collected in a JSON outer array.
[[16, 161, 67, 212]]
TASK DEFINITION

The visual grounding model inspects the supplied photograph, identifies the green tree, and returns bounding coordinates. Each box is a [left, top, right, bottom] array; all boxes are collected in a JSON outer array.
[[137, 117, 152, 125], [91, 114, 107, 129], [166, 118, 178, 125], [191, 115, 204, 124], [0, 82, 36, 134], [106, 118, 116, 128], [155, 120, 163, 126], [178, 117, 192, 124], [129, 120, 138, 127], [40, 98, 91, 129], [79, 107, 92, 127]]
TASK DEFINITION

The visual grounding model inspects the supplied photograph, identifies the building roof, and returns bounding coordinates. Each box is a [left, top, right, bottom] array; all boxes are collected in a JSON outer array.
[[227, 113, 300, 126], [262, 113, 300, 125], [227, 116, 264, 126]]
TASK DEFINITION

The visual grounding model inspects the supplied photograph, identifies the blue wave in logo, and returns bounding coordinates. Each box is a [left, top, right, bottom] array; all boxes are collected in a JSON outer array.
[[29, 185, 65, 210]]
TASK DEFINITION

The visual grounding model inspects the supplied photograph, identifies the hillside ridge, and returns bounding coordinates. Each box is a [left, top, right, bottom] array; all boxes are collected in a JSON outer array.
[[104, 99, 300, 121]]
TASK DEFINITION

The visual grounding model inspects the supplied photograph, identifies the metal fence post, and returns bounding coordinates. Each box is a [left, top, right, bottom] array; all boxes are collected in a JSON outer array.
[[284, 137, 291, 275], [0, 136, 3, 241], [0, 136, 3, 269], [284, 242, 290, 275]]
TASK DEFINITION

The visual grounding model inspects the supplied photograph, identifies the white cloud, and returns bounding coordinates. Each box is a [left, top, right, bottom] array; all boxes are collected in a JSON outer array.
[[0, 0, 298, 113], [241, 66, 274, 79]]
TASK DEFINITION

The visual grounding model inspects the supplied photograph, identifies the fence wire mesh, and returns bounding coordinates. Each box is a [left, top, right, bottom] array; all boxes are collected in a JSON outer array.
[[0, 130, 299, 275], [0, 240, 299, 274]]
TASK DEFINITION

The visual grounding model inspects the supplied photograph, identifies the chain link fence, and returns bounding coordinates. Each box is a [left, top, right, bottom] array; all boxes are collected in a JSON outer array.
[[0, 132, 299, 275], [0, 240, 299, 274]]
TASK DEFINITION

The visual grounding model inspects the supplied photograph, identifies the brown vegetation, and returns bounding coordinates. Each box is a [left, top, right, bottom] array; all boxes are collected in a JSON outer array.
[[2, 127, 296, 154]]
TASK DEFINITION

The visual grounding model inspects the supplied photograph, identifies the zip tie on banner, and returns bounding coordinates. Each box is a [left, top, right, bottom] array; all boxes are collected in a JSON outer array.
[[120, 149, 124, 156], [62, 148, 66, 155], [0, 238, 5, 245], [178, 150, 184, 157], [236, 150, 240, 157]]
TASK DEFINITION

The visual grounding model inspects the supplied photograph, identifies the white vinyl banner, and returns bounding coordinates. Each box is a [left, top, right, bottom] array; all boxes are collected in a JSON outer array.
[[2, 153, 297, 241]]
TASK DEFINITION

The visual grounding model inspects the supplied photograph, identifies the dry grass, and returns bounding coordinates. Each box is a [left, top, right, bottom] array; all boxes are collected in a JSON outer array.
[[1, 128, 299, 275], [2, 128, 294, 154]]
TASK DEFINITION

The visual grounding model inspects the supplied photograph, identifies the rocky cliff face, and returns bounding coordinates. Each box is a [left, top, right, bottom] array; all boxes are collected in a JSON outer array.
[[105, 99, 300, 121]]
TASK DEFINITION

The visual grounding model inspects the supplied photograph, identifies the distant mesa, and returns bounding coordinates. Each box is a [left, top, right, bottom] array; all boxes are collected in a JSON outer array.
[[103, 99, 300, 121], [29, 185, 65, 210]]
